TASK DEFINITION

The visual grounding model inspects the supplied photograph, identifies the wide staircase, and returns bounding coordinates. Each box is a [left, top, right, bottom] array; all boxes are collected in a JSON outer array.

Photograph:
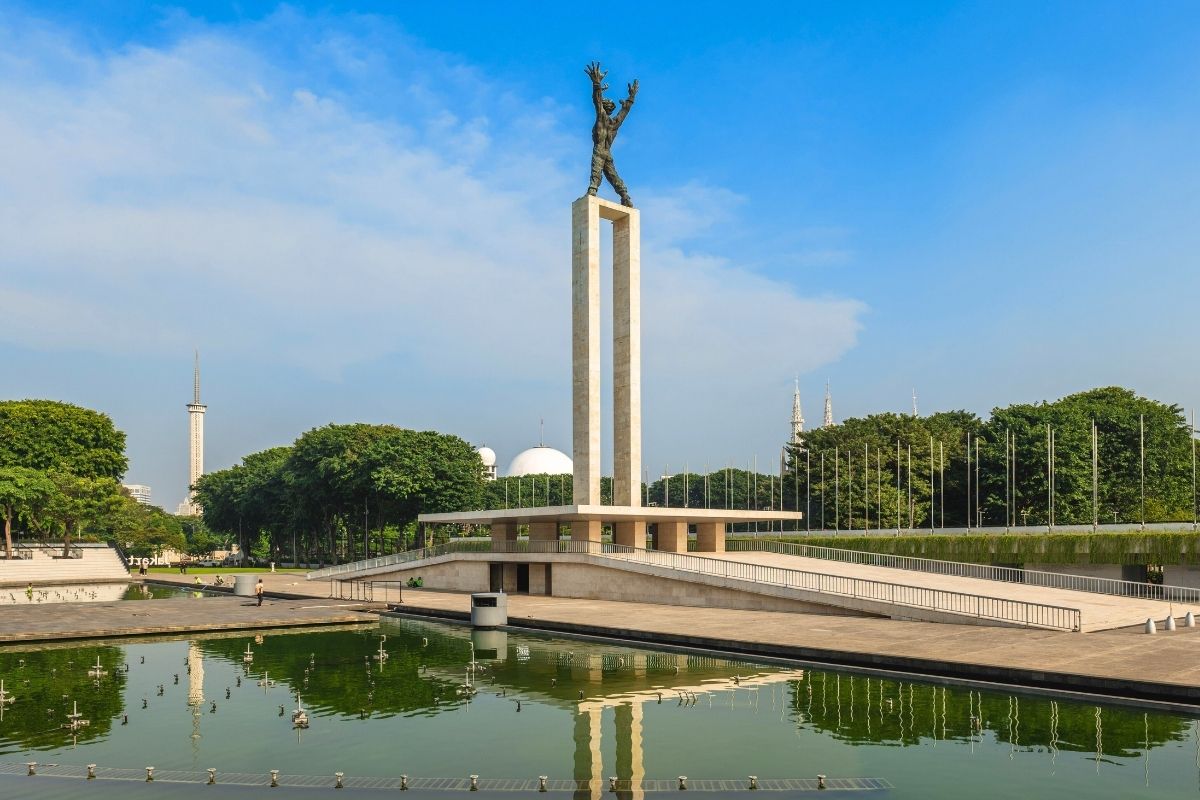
[[0, 542, 131, 586]]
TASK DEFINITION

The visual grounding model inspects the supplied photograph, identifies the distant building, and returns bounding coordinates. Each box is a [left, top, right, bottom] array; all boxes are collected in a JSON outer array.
[[506, 446, 573, 477], [791, 379, 805, 448], [123, 484, 153, 505], [477, 446, 498, 480]]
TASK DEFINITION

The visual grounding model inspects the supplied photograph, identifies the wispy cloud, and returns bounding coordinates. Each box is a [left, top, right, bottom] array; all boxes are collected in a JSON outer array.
[[0, 9, 866, 488]]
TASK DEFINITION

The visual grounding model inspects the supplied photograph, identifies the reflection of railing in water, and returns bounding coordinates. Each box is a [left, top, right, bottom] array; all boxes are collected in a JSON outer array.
[[329, 579, 404, 604]]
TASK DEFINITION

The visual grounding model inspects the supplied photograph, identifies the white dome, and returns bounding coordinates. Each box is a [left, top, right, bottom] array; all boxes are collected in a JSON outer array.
[[506, 446, 573, 477], [476, 446, 497, 467]]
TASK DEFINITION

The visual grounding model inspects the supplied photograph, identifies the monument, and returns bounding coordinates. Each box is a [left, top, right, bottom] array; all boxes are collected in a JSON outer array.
[[176, 351, 206, 516], [419, 63, 803, 551]]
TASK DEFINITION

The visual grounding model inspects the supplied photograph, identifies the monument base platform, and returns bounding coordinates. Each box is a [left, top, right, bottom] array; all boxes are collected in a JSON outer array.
[[418, 505, 804, 553]]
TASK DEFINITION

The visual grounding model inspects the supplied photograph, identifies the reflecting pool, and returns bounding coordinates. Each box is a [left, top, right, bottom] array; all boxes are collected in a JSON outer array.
[[0, 616, 1196, 798], [0, 583, 209, 605]]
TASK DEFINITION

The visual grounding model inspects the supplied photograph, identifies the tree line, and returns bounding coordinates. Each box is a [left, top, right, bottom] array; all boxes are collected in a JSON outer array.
[[194, 424, 483, 565], [480, 388, 1197, 532]]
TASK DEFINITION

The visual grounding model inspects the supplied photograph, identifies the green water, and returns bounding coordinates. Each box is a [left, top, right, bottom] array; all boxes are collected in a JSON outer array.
[[0, 616, 1196, 798]]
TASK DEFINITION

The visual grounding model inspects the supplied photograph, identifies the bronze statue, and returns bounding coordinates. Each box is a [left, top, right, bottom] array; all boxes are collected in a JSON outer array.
[[585, 61, 638, 207]]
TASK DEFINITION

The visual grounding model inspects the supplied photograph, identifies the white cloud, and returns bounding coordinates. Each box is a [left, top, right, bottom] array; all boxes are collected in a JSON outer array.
[[0, 11, 865, 480]]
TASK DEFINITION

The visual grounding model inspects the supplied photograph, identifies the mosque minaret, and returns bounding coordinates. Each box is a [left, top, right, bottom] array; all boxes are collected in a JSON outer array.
[[791, 378, 805, 447], [823, 380, 834, 428], [177, 351, 206, 516]]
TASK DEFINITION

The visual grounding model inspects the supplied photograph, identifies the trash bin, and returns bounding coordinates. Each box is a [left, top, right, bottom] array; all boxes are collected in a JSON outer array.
[[234, 575, 259, 597], [470, 592, 507, 628]]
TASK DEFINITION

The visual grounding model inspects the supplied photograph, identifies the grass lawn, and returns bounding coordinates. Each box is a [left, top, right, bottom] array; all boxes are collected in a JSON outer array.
[[146, 566, 308, 574]]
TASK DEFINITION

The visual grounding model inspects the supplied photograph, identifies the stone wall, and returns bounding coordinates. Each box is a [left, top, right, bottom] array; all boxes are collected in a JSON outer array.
[[371, 560, 489, 592], [548, 561, 867, 615]]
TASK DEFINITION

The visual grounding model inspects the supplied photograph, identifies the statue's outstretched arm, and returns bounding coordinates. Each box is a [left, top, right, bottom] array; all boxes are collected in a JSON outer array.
[[613, 79, 638, 128], [585, 62, 608, 113]]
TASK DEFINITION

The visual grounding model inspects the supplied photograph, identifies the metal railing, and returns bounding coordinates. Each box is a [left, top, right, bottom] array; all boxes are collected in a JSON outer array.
[[330, 579, 405, 604], [725, 539, 1200, 604], [310, 539, 1081, 631], [590, 543, 1079, 631], [307, 540, 496, 581]]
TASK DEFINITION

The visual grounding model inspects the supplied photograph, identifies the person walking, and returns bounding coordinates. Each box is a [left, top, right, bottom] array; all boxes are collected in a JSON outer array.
[[255, 578, 265, 607]]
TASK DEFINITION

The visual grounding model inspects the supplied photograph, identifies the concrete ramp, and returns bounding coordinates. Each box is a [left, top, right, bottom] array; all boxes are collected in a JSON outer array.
[[309, 543, 1092, 631]]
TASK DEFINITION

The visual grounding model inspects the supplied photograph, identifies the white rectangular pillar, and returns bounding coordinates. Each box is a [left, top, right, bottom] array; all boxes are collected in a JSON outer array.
[[572, 195, 641, 508], [572, 196, 602, 505], [612, 204, 641, 508]]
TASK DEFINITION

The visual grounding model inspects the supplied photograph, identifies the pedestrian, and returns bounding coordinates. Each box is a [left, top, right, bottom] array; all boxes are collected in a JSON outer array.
[[255, 578, 265, 607], [138, 560, 147, 577]]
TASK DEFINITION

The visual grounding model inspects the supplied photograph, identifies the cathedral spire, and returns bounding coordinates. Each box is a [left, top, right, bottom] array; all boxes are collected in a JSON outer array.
[[790, 378, 805, 446], [823, 380, 834, 429]]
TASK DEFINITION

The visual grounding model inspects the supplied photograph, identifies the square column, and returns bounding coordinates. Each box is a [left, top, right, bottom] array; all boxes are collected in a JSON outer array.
[[528, 521, 559, 545], [572, 197, 602, 505], [611, 205, 641, 508], [613, 520, 646, 549], [571, 520, 602, 545], [695, 521, 726, 553], [656, 521, 687, 553], [491, 522, 517, 552]]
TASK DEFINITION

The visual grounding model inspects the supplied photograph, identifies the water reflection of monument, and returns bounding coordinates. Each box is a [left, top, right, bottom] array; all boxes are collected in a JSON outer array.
[[188, 641, 204, 748], [454, 626, 804, 799]]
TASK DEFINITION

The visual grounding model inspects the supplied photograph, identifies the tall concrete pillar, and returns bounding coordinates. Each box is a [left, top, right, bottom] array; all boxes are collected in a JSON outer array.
[[572, 197, 602, 506], [613, 520, 646, 549], [491, 522, 517, 552], [572, 195, 641, 508], [611, 205, 641, 509], [695, 521, 725, 553], [656, 521, 687, 553]]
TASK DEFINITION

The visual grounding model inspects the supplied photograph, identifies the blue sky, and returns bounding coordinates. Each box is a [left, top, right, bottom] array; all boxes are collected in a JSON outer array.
[[2, 2, 1198, 510]]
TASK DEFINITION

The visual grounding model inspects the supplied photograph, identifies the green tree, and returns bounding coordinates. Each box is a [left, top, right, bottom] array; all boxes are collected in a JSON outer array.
[[47, 472, 123, 557], [0, 400, 128, 479], [108, 495, 186, 559], [0, 467, 57, 558], [984, 387, 1194, 526], [197, 424, 484, 565]]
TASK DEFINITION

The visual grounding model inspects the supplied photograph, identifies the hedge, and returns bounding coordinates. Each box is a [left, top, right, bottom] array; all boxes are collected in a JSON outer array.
[[729, 531, 1200, 566]]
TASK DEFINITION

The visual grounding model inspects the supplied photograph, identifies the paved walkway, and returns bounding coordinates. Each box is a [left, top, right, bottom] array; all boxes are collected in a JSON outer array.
[[702, 550, 1200, 631], [0, 589, 375, 644], [391, 588, 1200, 707]]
